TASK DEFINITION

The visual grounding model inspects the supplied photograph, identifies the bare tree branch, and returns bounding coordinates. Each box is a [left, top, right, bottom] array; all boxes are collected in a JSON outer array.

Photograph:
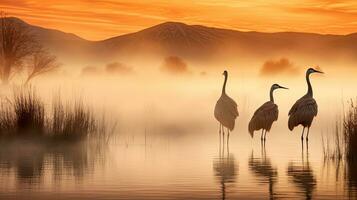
[[0, 11, 38, 84], [25, 48, 60, 84]]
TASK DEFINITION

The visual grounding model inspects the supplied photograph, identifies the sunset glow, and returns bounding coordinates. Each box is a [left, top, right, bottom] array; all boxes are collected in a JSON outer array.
[[1, 0, 357, 40], [1, 1, 357, 199]]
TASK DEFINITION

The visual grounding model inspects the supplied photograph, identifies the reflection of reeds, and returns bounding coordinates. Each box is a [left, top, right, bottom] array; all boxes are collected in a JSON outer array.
[[0, 87, 115, 142], [0, 140, 105, 187]]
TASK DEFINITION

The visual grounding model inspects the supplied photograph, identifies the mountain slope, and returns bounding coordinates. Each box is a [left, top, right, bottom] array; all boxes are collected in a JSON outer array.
[[2, 17, 357, 67], [1, 17, 95, 65], [97, 21, 357, 65]]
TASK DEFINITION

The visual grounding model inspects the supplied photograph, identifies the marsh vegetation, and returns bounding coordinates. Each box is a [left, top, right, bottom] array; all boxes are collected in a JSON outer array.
[[0, 87, 115, 143], [322, 98, 357, 161]]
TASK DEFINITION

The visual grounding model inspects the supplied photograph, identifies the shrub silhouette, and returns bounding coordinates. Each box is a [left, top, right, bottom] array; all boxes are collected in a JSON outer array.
[[161, 56, 189, 75]]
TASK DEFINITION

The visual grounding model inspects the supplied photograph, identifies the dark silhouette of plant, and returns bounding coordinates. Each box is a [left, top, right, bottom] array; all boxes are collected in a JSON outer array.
[[0, 11, 59, 85], [344, 99, 357, 161], [0, 87, 115, 142], [161, 56, 189, 75], [13, 88, 45, 135], [25, 48, 60, 84], [0, 12, 38, 84], [51, 96, 96, 141]]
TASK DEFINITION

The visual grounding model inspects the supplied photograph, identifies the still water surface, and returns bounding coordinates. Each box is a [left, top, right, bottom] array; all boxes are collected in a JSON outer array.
[[0, 130, 355, 200]]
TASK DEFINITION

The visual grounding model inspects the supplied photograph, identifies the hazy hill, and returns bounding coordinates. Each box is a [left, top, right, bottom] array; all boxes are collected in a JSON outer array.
[[3, 17, 357, 67]]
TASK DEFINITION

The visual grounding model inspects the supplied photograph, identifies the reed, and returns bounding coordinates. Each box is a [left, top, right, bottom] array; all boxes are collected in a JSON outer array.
[[322, 98, 357, 161], [343, 99, 357, 161], [322, 122, 343, 161], [13, 88, 45, 135], [0, 87, 115, 143], [50, 96, 96, 141], [0, 103, 15, 135]]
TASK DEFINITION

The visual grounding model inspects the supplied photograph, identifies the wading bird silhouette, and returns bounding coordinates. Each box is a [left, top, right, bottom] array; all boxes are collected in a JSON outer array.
[[214, 70, 239, 147], [288, 67, 323, 141], [248, 84, 288, 140]]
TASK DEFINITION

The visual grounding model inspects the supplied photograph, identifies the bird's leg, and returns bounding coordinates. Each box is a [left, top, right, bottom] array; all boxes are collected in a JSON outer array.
[[301, 138, 304, 156], [219, 124, 222, 156], [227, 129, 230, 148], [219, 124, 222, 142], [227, 129, 230, 154], [263, 130, 267, 150], [306, 127, 310, 142], [306, 139, 309, 151], [301, 127, 305, 141], [264, 130, 267, 141], [222, 131, 225, 156], [219, 124, 221, 141], [261, 129, 264, 141]]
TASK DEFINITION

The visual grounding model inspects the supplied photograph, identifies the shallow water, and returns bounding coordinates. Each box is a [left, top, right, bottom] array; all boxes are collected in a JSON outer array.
[[0, 129, 355, 200], [0, 73, 356, 199]]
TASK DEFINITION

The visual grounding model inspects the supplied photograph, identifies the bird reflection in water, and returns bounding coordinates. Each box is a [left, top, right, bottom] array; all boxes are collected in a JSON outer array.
[[213, 141, 237, 200], [287, 142, 316, 200], [248, 141, 278, 200]]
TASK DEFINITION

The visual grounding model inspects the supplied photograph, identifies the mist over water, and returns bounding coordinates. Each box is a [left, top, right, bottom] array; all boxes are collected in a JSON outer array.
[[0, 66, 356, 199]]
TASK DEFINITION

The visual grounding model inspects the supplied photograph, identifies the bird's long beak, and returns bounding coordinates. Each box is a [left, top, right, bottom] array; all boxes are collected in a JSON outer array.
[[314, 69, 324, 74], [279, 86, 289, 89]]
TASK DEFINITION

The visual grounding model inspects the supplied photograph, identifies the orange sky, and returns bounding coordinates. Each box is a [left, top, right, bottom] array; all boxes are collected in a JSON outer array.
[[1, 0, 357, 40]]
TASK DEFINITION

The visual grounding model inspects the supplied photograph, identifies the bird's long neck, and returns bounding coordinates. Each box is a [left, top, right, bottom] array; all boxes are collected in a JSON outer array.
[[306, 72, 313, 97], [222, 73, 227, 95], [269, 87, 275, 102]]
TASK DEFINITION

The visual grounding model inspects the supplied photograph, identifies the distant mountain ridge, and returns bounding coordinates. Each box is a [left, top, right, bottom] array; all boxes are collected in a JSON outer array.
[[2, 17, 357, 67]]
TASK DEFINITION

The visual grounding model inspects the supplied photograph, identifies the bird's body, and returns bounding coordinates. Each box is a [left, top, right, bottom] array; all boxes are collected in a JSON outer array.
[[214, 94, 238, 131], [288, 67, 323, 141], [248, 84, 287, 140], [214, 70, 238, 148], [249, 101, 278, 136], [288, 95, 317, 130]]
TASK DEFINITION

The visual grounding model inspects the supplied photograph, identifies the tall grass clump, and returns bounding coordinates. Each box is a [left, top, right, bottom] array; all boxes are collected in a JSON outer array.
[[343, 99, 357, 198], [320, 99, 357, 196], [0, 87, 45, 136], [51, 96, 96, 141], [13, 88, 45, 135], [0, 87, 115, 143], [322, 98, 357, 161], [0, 104, 15, 136], [344, 99, 357, 161]]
